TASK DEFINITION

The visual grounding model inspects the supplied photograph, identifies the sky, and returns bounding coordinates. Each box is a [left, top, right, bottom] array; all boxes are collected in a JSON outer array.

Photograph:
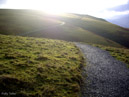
[[0, 0, 129, 28]]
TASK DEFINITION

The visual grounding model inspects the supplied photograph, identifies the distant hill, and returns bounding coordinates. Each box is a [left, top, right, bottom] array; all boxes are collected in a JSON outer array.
[[0, 9, 129, 48]]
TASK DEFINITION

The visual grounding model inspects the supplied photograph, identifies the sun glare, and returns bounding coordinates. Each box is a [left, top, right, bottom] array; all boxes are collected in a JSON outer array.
[[33, 0, 66, 15], [6, 0, 67, 15], [3, 0, 129, 16]]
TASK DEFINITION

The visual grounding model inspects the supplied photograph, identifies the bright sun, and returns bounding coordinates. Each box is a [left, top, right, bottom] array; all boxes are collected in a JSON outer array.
[[6, 0, 68, 15], [33, 0, 66, 15]]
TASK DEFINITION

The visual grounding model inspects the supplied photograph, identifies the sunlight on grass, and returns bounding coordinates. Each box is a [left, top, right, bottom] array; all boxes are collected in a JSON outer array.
[[0, 34, 84, 97]]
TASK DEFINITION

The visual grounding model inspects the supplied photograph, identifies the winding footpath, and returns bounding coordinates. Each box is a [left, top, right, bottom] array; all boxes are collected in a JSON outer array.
[[75, 43, 129, 97]]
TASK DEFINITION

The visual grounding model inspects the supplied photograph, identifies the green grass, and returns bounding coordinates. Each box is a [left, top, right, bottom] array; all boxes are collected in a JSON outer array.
[[58, 13, 129, 48], [0, 9, 129, 48], [0, 34, 84, 97], [63, 14, 129, 48], [91, 44, 129, 67], [27, 24, 122, 48]]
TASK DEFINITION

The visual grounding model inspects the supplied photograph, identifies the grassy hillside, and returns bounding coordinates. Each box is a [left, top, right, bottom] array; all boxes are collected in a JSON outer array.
[[1, 9, 128, 48], [58, 14, 129, 48], [0, 9, 61, 35], [27, 24, 122, 47], [0, 34, 84, 97]]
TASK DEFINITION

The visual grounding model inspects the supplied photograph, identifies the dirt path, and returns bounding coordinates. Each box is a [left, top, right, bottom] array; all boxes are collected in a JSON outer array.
[[75, 43, 129, 97]]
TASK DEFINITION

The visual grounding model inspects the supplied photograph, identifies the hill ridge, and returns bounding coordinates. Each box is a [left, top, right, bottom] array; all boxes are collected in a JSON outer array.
[[0, 9, 129, 48]]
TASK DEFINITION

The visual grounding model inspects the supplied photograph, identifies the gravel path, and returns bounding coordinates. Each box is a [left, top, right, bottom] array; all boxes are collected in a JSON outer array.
[[75, 43, 129, 97]]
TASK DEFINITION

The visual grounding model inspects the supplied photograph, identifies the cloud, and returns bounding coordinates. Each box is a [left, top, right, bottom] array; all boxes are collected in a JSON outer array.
[[0, 0, 6, 4], [91, 10, 129, 19], [1, 0, 129, 19], [108, 1, 129, 12], [1, 0, 129, 11], [0, 0, 7, 7]]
